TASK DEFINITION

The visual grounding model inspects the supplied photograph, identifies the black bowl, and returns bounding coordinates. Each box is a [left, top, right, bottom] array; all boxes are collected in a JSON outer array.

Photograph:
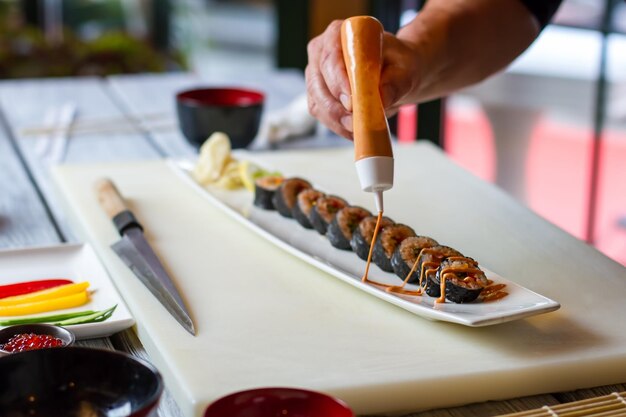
[[0, 324, 75, 354], [0, 347, 163, 417], [176, 87, 264, 149]]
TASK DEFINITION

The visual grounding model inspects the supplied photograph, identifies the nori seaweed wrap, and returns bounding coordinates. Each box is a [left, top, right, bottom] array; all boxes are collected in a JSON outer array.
[[253, 176, 284, 210], [272, 177, 312, 218], [327, 206, 371, 250], [372, 224, 416, 272], [421, 245, 464, 295], [309, 195, 347, 235], [350, 215, 394, 260], [391, 236, 439, 283], [292, 189, 325, 229], [430, 257, 489, 303]]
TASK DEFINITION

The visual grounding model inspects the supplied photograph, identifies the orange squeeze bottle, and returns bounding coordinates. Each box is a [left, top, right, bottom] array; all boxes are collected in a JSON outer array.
[[341, 16, 394, 212]]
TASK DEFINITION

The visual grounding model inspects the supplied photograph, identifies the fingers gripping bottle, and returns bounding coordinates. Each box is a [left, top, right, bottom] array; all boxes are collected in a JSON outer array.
[[341, 16, 394, 213]]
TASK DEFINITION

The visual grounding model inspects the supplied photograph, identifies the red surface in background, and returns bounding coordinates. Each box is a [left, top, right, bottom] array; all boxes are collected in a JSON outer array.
[[398, 104, 626, 265]]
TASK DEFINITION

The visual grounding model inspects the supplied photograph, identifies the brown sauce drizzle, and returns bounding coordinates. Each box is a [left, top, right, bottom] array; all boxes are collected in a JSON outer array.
[[436, 266, 483, 304], [385, 250, 454, 296], [361, 211, 391, 288], [360, 213, 509, 304], [384, 252, 423, 295]]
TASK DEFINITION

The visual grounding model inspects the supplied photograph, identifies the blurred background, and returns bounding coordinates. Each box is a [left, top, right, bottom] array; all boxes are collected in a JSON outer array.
[[0, 0, 624, 265]]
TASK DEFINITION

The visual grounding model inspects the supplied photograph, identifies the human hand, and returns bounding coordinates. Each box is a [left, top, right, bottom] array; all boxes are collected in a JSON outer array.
[[305, 20, 422, 139]]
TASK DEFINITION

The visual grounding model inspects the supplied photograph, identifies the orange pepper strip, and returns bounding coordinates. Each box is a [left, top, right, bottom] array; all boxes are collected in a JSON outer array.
[[0, 291, 89, 316]]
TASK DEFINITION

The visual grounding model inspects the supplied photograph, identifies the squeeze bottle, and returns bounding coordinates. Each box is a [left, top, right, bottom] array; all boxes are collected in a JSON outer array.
[[341, 16, 394, 212]]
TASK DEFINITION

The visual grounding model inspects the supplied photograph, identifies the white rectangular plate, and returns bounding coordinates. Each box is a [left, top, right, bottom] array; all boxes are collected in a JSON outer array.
[[0, 243, 135, 339], [171, 158, 560, 327]]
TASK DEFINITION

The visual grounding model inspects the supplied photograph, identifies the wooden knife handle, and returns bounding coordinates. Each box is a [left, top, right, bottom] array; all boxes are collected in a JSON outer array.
[[95, 178, 128, 219], [341, 16, 393, 161]]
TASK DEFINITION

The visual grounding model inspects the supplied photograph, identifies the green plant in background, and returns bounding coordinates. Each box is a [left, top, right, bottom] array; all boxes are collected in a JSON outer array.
[[0, 0, 187, 79], [76, 32, 170, 75]]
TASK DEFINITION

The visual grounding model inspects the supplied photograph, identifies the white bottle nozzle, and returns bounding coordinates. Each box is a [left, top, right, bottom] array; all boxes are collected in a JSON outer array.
[[374, 190, 384, 213], [355, 156, 393, 212]]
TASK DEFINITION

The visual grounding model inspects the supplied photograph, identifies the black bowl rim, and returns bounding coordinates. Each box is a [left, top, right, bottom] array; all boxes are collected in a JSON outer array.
[[204, 386, 355, 417], [0, 346, 164, 411], [0, 323, 75, 354], [176, 87, 265, 108]]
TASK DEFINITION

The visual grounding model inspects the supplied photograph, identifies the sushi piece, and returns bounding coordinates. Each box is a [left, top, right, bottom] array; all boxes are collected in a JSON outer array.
[[420, 245, 464, 296], [350, 215, 394, 260], [272, 178, 312, 218], [309, 195, 348, 235], [390, 236, 439, 283], [327, 206, 372, 250], [292, 189, 325, 229], [431, 257, 489, 303], [372, 224, 416, 272], [253, 176, 284, 210]]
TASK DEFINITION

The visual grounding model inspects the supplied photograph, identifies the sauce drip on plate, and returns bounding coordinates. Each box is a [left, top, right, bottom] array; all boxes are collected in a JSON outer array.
[[480, 284, 508, 302]]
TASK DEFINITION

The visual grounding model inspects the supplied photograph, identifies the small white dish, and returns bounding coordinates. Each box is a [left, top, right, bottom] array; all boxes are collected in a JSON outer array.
[[0, 243, 134, 339], [170, 158, 560, 327]]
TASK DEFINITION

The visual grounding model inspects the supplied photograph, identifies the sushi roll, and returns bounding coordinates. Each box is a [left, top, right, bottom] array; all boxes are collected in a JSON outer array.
[[272, 178, 312, 218], [431, 257, 489, 303], [372, 224, 416, 272], [390, 236, 439, 283], [253, 176, 284, 210], [309, 195, 348, 235], [327, 206, 372, 250], [420, 245, 464, 296], [292, 189, 325, 229], [350, 215, 394, 260]]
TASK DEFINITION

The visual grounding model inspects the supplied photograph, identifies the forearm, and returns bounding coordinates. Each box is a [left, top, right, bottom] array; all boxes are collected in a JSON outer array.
[[398, 0, 540, 103]]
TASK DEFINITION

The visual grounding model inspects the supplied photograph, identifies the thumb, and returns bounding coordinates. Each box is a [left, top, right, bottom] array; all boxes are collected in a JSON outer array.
[[380, 82, 399, 111]]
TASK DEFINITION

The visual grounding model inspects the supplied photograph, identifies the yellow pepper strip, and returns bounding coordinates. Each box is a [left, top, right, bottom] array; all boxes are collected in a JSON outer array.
[[0, 290, 89, 316], [0, 282, 89, 307]]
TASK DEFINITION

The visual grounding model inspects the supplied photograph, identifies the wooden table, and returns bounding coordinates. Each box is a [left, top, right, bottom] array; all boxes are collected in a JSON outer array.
[[0, 72, 624, 417]]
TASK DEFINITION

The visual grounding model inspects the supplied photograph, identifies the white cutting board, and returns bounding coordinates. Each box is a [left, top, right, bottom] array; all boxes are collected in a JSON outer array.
[[53, 143, 626, 417]]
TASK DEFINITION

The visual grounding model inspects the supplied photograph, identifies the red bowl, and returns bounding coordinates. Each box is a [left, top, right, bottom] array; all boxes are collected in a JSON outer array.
[[204, 387, 354, 417], [176, 87, 264, 149]]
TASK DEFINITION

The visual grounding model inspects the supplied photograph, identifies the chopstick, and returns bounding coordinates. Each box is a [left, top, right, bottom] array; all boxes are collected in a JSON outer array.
[[497, 392, 626, 417], [24, 123, 178, 137], [20, 112, 177, 137], [46, 102, 77, 164]]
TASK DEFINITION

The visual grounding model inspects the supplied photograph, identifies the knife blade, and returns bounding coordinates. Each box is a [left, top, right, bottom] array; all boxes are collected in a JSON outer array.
[[95, 178, 196, 335]]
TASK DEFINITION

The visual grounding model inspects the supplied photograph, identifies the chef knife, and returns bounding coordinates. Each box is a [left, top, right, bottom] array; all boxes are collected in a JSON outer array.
[[95, 178, 196, 336]]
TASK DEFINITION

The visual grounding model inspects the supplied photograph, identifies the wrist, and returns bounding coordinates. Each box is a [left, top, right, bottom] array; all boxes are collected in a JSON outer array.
[[395, 15, 440, 103]]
